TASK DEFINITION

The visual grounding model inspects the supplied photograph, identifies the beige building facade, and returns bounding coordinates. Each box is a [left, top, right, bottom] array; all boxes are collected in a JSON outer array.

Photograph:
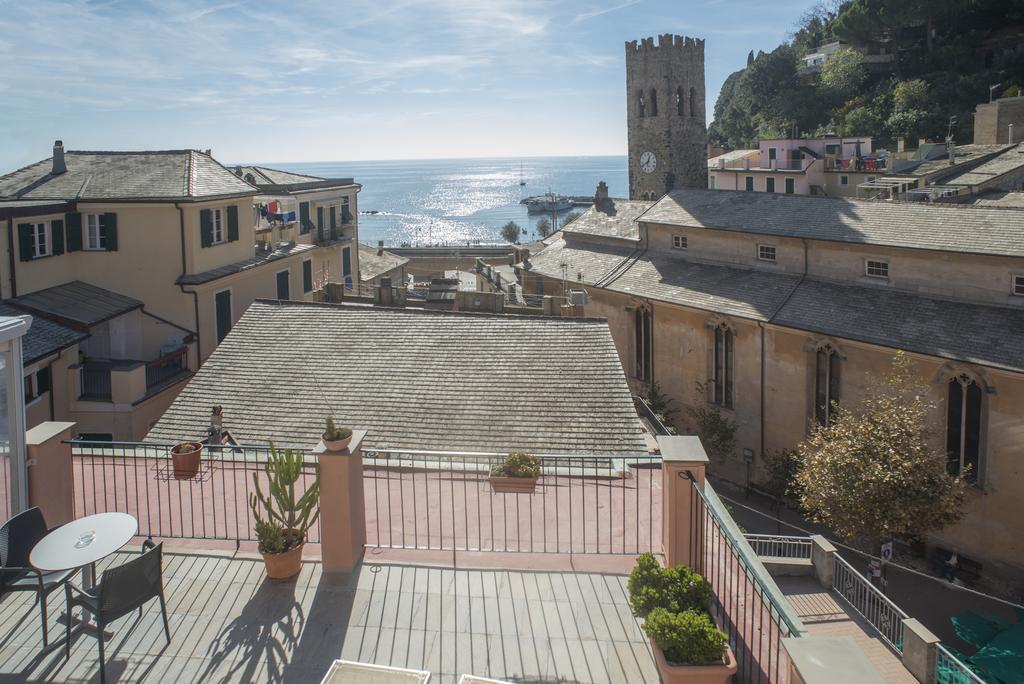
[[523, 187, 1024, 576], [0, 144, 362, 439]]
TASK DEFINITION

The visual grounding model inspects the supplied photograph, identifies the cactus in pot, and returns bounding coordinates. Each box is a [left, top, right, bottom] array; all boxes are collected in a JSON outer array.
[[250, 443, 320, 579]]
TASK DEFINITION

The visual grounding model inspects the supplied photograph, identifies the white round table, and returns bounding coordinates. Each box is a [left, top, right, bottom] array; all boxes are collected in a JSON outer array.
[[30, 512, 138, 648], [31, 512, 138, 581]]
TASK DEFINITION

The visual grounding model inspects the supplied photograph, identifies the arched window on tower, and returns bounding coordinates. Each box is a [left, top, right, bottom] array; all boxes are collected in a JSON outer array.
[[814, 344, 841, 425], [676, 87, 685, 116], [637, 91, 646, 118], [649, 89, 658, 116], [689, 87, 697, 118]]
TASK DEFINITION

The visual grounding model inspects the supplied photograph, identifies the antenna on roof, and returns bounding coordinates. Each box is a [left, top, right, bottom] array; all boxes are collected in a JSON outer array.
[[946, 116, 957, 166], [989, 83, 1003, 103]]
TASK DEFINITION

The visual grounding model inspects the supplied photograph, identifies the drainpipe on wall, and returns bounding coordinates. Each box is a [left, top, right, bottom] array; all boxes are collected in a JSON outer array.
[[6, 217, 17, 298], [176, 203, 201, 362]]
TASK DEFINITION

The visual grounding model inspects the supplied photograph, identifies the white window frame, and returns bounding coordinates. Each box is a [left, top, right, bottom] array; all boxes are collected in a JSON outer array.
[[31, 222, 49, 258], [865, 259, 889, 279], [757, 244, 777, 262], [672, 235, 687, 250], [1013, 274, 1024, 296], [709, 176, 717, 190], [211, 208, 225, 245], [85, 213, 106, 250]]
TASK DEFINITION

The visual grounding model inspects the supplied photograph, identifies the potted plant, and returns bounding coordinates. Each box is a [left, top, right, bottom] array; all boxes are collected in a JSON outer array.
[[628, 553, 736, 684], [250, 443, 320, 580], [170, 441, 202, 480], [322, 417, 353, 451], [488, 451, 542, 494]]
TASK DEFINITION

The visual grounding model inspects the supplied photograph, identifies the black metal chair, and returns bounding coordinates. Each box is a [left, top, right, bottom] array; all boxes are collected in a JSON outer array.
[[0, 507, 74, 646], [64, 540, 170, 683]]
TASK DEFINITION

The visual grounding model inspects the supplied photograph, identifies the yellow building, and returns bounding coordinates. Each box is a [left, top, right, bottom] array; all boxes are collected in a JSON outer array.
[[0, 142, 362, 439], [523, 186, 1024, 577]]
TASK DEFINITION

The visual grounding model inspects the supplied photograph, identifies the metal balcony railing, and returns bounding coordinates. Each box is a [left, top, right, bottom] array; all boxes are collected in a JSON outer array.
[[145, 347, 189, 391], [745, 534, 814, 560], [80, 364, 112, 401]]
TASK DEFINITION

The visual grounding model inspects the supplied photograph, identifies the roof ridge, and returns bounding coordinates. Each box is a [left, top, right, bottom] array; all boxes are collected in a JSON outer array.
[[186, 151, 196, 197], [250, 298, 612, 323], [66, 149, 193, 155]]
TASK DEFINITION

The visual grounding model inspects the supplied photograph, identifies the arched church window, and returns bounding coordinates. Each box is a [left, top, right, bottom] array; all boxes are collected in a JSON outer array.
[[947, 373, 983, 483]]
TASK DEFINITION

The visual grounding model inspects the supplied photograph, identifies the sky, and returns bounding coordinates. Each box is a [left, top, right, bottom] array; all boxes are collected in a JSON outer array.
[[0, 0, 818, 170]]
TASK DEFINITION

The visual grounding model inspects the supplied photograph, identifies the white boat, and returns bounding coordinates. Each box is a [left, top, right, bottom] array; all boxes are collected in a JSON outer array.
[[522, 192, 572, 213]]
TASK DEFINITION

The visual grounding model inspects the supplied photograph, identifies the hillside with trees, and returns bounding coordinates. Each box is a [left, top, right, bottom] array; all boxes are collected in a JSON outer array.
[[708, 0, 1024, 149]]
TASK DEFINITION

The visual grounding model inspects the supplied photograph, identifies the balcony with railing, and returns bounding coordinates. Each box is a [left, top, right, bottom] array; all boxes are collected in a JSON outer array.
[[76, 347, 191, 404], [0, 428, 955, 683]]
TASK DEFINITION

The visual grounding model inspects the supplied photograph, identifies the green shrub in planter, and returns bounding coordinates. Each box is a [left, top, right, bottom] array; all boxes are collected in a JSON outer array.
[[643, 608, 727, 665], [627, 553, 713, 618], [490, 451, 541, 478]]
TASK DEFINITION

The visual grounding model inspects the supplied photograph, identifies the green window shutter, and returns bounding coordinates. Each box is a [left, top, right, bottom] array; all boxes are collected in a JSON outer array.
[[303, 260, 313, 293], [103, 213, 118, 251], [51, 219, 65, 255], [329, 206, 337, 230], [227, 205, 239, 242], [66, 213, 82, 251], [17, 223, 33, 261], [316, 206, 325, 240], [299, 202, 310, 234], [200, 209, 213, 247]]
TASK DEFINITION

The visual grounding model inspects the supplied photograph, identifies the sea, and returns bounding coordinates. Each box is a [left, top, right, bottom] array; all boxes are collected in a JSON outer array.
[[265, 156, 628, 247]]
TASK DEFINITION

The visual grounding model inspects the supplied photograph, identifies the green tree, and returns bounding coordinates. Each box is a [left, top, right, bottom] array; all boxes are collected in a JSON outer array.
[[796, 352, 968, 549], [892, 79, 929, 112], [560, 212, 581, 227], [500, 221, 521, 244], [535, 217, 551, 238], [820, 47, 866, 101]]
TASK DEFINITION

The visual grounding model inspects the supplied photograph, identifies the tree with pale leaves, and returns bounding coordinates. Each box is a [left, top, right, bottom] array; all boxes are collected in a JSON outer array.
[[796, 351, 968, 550]]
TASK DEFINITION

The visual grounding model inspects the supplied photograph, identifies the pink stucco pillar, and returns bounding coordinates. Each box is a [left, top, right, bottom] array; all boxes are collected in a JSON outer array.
[[26, 421, 76, 526], [315, 430, 367, 573], [659, 435, 709, 572]]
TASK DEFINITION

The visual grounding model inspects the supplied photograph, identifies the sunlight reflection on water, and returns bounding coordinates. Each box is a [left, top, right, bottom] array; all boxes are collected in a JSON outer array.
[[264, 156, 628, 247]]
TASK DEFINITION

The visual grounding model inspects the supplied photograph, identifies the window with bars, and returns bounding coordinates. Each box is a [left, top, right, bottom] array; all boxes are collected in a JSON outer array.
[[672, 235, 687, 250], [712, 324, 733, 408], [814, 346, 840, 425], [865, 260, 889, 278], [758, 244, 776, 262], [1013, 275, 1024, 296], [946, 374, 982, 484]]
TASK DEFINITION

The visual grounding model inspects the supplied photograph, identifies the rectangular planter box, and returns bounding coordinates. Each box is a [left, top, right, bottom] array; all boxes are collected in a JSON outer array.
[[651, 639, 737, 684], [488, 476, 538, 494]]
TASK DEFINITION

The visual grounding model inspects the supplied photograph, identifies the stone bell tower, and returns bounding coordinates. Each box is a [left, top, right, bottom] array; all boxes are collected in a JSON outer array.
[[626, 34, 707, 200]]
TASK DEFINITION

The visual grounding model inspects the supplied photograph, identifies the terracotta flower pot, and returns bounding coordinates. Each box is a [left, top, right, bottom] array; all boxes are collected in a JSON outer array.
[[171, 442, 202, 480], [323, 433, 352, 451], [261, 533, 306, 580], [489, 476, 539, 494], [651, 640, 737, 684]]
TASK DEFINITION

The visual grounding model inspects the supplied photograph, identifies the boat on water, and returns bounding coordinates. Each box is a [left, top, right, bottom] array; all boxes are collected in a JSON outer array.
[[522, 192, 572, 213], [519, 161, 526, 186]]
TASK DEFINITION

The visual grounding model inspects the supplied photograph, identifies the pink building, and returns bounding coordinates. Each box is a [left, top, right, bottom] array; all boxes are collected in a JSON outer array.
[[709, 136, 885, 197]]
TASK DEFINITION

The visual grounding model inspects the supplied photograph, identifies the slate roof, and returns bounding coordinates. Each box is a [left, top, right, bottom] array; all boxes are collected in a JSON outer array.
[[358, 242, 409, 281], [147, 301, 647, 455], [561, 198, 653, 243], [528, 236, 1024, 371], [231, 165, 323, 185], [934, 144, 1024, 188], [638, 188, 1024, 258], [0, 303, 87, 364], [528, 239, 801, 321], [960, 192, 1024, 209], [772, 278, 1024, 373], [907, 144, 1012, 180], [178, 243, 317, 285], [0, 150, 257, 202], [9, 281, 142, 329]]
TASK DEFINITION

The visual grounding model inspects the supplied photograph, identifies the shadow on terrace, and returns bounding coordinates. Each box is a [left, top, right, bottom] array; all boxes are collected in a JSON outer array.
[[0, 429, 948, 683]]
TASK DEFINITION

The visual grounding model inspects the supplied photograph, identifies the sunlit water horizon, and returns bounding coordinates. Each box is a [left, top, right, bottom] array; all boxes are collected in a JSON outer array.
[[258, 156, 628, 247]]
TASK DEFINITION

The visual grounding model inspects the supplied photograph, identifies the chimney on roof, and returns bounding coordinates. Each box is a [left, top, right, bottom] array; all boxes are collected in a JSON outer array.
[[204, 149, 212, 156], [377, 239, 384, 256], [51, 140, 67, 175], [595, 181, 609, 204]]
